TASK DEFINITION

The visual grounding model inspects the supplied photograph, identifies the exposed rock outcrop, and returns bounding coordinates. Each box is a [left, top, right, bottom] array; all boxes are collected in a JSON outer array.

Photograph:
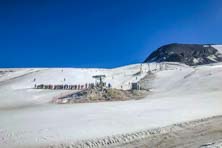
[[144, 43, 222, 66]]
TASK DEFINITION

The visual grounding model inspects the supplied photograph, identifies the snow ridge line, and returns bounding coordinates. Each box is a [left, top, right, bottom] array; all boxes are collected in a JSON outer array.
[[48, 115, 221, 148], [0, 69, 47, 86], [183, 69, 196, 79]]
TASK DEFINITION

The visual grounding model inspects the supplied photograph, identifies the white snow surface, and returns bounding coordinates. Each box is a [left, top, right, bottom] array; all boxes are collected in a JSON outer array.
[[0, 62, 222, 148], [212, 45, 222, 54]]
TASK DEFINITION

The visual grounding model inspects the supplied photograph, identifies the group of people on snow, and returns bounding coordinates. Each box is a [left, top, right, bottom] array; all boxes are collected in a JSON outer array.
[[34, 83, 95, 90], [34, 83, 112, 90]]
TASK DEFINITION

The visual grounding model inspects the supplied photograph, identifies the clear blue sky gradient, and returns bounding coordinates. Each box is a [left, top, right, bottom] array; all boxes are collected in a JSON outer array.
[[1, 0, 222, 68]]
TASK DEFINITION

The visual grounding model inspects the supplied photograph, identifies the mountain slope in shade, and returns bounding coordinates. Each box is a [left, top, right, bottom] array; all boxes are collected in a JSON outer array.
[[144, 43, 222, 66]]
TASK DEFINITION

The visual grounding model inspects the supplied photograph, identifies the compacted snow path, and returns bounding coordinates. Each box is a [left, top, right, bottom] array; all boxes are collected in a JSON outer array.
[[0, 62, 222, 148]]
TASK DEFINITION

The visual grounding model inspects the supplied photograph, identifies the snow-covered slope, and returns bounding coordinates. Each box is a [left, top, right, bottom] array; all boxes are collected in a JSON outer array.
[[212, 45, 222, 54], [0, 64, 150, 109], [0, 62, 222, 148]]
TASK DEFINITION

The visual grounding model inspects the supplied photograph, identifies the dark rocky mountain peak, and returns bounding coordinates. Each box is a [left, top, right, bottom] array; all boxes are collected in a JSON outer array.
[[144, 43, 222, 66]]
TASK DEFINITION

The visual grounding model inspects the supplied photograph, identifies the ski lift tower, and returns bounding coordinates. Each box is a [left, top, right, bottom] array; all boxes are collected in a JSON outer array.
[[147, 63, 152, 74], [92, 75, 106, 89]]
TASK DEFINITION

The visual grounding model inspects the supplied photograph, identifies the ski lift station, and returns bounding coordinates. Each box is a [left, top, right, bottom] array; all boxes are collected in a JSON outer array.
[[92, 75, 106, 84]]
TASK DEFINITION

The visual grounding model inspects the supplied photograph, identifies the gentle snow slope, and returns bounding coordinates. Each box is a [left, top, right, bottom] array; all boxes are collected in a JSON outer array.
[[0, 64, 149, 109], [0, 62, 222, 148]]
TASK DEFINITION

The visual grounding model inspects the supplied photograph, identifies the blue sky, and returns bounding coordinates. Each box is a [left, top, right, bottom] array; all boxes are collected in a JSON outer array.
[[1, 0, 222, 68]]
